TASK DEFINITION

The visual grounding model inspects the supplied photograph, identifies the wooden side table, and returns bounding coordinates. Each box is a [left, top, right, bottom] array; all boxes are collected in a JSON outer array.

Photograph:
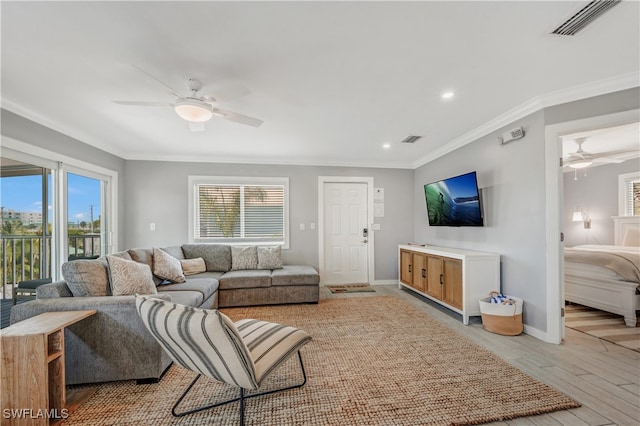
[[1, 310, 96, 425]]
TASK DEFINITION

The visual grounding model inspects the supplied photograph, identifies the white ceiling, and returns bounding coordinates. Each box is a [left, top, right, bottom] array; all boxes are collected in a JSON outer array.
[[2, 1, 639, 169]]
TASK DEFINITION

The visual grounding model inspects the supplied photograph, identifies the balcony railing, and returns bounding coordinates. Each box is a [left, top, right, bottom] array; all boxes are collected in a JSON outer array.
[[0, 234, 101, 299]]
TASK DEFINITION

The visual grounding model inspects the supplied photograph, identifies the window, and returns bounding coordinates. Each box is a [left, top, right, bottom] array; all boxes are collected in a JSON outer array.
[[189, 176, 289, 247], [619, 171, 640, 216]]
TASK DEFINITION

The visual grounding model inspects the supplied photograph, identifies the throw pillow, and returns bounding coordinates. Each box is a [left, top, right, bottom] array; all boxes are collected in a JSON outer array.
[[107, 255, 157, 296], [231, 246, 258, 270], [62, 259, 111, 297], [180, 257, 206, 276], [153, 248, 186, 283], [257, 246, 283, 270]]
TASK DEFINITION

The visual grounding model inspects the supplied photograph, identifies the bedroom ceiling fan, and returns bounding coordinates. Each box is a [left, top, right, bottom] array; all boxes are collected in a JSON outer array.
[[113, 69, 263, 132], [563, 137, 637, 169]]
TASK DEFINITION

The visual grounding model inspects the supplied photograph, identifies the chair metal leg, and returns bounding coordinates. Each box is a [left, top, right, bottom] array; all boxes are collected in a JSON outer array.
[[171, 350, 308, 424]]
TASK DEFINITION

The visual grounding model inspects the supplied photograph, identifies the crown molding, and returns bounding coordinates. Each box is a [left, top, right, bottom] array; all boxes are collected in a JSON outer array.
[[412, 72, 640, 169], [124, 151, 415, 169], [1, 100, 129, 160]]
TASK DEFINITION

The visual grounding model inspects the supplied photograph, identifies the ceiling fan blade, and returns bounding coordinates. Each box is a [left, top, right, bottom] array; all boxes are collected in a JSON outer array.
[[590, 148, 639, 158], [132, 65, 183, 99], [189, 122, 205, 132], [208, 83, 252, 103], [113, 100, 173, 106], [593, 157, 625, 164], [212, 108, 263, 127]]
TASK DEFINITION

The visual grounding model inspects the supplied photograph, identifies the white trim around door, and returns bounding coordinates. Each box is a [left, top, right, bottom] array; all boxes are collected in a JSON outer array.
[[318, 176, 375, 285]]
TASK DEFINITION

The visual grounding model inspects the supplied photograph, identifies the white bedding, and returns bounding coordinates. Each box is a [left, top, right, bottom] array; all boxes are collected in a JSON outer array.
[[565, 245, 640, 283]]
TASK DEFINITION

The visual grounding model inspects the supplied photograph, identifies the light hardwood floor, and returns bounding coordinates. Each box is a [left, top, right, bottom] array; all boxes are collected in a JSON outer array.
[[322, 285, 640, 426]]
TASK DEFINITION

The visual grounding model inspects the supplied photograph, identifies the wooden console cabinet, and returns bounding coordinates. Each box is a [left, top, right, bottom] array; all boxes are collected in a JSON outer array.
[[1, 310, 96, 425], [399, 245, 500, 324]]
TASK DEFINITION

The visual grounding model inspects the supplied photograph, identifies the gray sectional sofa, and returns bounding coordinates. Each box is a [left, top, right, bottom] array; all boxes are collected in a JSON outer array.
[[10, 244, 319, 385]]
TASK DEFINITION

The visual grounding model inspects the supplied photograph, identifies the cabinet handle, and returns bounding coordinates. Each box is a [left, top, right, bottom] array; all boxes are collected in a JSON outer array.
[[421, 268, 426, 278], [408, 265, 412, 273], [440, 274, 444, 285]]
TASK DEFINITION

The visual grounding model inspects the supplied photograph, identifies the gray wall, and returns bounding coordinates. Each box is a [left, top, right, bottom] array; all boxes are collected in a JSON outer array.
[[414, 111, 548, 330], [123, 161, 413, 281], [563, 159, 639, 247], [411, 87, 640, 334]]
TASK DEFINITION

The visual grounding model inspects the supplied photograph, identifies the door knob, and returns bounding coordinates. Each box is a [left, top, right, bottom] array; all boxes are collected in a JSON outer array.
[[362, 239, 368, 243]]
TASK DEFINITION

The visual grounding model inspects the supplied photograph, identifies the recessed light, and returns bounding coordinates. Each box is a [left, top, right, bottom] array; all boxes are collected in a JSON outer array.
[[383, 143, 391, 149], [441, 91, 454, 100]]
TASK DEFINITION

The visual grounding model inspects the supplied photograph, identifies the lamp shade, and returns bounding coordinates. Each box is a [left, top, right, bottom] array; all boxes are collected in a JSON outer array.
[[174, 99, 213, 123], [572, 211, 583, 222]]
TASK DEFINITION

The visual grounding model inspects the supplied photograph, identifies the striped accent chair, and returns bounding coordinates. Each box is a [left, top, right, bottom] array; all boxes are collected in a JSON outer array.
[[135, 295, 311, 424]]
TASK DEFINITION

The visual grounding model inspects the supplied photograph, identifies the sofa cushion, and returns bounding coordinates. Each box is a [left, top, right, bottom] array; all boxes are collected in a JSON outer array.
[[153, 247, 186, 283], [271, 265, 320, 286], [158, 277, 218, 302], [182, 244, 231, 272], [180, 257, 207, 276], [218, 270, 272, 290], [232, 246, 258, 270], [257, 246, 283, 270], [62, 259, 110, 297], [158, 290, 204, 307], [127, 248, 163, 286], [107, 255, 157, 296], [162, 245, 185, 260]]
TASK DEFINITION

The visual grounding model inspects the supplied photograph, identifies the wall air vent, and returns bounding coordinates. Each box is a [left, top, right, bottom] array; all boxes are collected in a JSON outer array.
[[550, 0, 620, 36], [401, 135, 422, 144]]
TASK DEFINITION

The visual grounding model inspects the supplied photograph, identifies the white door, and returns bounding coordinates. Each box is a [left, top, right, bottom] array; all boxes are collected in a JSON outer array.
[[323, 182, 369, 284]]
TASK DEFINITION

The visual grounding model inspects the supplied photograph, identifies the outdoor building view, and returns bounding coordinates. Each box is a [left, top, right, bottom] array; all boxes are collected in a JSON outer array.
[[0, 157, 101, 299]]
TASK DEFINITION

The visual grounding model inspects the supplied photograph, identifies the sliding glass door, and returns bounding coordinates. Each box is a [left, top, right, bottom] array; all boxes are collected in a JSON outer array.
[[0, 157, 53, 299], [0, 148, 115, 299]]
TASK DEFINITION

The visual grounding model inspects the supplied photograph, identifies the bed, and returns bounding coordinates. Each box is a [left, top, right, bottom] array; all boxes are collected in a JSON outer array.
[[564, 216, 640, 327]]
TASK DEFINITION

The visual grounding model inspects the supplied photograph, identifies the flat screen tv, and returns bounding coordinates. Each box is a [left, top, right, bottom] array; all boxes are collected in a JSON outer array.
[[424, 171, 483, 227]]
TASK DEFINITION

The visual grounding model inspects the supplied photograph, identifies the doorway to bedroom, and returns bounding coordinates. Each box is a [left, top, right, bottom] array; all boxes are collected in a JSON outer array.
[[558, 117, 640, 347]]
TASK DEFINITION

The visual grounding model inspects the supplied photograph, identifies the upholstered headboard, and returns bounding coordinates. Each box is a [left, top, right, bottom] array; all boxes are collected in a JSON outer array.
[[612, 216, 640, 246]]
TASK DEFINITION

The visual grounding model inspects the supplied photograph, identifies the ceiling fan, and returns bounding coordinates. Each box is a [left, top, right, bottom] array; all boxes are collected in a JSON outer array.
[[563, 137, 637, 169], [113, 69, 263, 132]]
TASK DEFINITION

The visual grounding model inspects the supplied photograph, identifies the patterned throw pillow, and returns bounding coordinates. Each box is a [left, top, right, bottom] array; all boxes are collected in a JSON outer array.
[[231, 246, 258, 270], [153, 248, 185, 283], [180, 257, 206, 276], [107, 255, 157, 296], [257, 246, 283, 270]]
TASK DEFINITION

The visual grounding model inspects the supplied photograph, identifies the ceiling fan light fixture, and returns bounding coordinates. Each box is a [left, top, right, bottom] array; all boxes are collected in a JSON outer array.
[[174, 99, 213, 122], [568, 160, 592, 169]]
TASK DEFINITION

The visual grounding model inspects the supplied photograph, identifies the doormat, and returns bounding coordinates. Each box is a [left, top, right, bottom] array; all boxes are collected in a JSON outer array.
[[326, 284, 375, 293], [565, 303, 639, 352]]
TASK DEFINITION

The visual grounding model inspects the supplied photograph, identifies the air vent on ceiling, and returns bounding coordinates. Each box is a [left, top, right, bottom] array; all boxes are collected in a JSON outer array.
[[401, 135, 422, 144], [550, 0, 620, 36]]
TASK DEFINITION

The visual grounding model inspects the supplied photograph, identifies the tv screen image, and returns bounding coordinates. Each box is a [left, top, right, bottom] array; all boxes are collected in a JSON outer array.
[[424, 171, 483, 227]]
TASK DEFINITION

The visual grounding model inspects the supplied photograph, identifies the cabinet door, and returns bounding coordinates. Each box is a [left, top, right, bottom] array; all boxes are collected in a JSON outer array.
[[442, 258, 463, 309], [400, 250, 413, 285], [411, 253, 427, 293], [425, 255, 442, 299]]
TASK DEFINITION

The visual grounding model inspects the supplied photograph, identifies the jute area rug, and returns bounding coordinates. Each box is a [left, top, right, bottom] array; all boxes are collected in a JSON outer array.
[[565, 303, 640, 352], [63, 296, 579, 425]]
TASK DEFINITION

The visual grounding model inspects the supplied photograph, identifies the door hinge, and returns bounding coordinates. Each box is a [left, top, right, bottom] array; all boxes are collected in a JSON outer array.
[[560, 157, 563, 167], [560, 232, 564, 242], [561, 307, 565, 317]]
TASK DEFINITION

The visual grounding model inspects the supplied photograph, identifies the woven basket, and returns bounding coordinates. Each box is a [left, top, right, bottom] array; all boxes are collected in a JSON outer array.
[[479, 293, 523, 336]]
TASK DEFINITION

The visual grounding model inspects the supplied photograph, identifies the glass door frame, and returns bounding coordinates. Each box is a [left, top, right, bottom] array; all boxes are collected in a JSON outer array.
[[2, 138, 118, 281]]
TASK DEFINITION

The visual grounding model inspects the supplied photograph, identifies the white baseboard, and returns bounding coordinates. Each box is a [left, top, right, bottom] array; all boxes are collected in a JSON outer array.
[[523, 324, 552, 343], [373, 280, 397, 286]]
